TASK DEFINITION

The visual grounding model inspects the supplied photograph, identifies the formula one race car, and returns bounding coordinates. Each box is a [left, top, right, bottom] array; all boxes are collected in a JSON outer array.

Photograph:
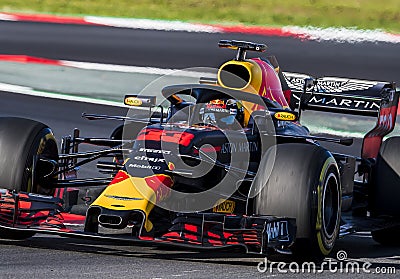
[[0, 40, 399, 260]]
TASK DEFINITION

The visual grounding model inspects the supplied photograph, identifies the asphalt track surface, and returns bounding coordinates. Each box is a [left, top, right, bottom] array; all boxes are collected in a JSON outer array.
[[0, 21, 399, 278]]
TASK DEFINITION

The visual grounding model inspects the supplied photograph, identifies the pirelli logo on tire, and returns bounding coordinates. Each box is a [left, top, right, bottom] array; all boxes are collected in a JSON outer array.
[[213, 199, 235, 213]]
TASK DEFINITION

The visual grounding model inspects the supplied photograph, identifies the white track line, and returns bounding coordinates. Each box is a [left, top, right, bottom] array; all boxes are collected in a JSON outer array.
[[85, 16, 221, 33], [61, 60, 215, 77], [0, 82, 126, 107], [0, 13, 17, 21], [85, 16, 400, 44], [285, 26, 400, 44]]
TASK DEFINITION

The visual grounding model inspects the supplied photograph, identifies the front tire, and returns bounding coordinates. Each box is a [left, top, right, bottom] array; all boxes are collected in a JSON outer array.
[[251, 143, 341, 260], [0, 117, 58, 239]]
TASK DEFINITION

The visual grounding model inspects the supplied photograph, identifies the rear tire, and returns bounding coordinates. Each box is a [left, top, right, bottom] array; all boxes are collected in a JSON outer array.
[[251, 143, 341, 260], [0, 117, 58, 239]]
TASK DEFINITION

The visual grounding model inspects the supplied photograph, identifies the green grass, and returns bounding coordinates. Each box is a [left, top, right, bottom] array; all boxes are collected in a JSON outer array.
[[0, 0, 399, 32]]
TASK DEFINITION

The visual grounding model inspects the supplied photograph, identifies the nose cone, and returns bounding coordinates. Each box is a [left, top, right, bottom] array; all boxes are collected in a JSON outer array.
[[90, 170, 173, 232]]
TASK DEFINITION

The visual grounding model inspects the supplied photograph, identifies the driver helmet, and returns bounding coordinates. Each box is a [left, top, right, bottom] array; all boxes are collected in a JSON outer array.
[[200, 99, 244, 128]]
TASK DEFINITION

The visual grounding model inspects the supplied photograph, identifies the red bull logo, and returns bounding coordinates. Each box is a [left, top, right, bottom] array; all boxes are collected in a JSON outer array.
[[207, 99, 227, 109]]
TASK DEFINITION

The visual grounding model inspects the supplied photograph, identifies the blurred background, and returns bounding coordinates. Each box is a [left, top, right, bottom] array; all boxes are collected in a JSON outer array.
[[0, 0, 399, 32]]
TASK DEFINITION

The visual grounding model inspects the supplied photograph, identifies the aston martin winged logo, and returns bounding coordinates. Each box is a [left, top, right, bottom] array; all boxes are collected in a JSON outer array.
[[283, 72, 377, 93]]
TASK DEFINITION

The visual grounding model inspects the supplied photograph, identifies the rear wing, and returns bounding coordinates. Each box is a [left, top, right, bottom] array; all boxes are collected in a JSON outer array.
[[282, 72, 399, 159], [283, 72, 392, 117]]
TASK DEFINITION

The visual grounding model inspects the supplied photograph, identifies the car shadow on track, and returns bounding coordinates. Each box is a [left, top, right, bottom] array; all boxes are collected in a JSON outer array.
[[0, 235, 263, 267], [0, 233, 399, 269]]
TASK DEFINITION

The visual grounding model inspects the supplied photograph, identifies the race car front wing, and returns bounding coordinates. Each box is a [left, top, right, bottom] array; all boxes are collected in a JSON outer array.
[[0, 190, 296, 255]]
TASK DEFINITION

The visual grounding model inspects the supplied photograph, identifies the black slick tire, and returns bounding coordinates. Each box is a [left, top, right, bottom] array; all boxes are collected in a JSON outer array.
[[251, 143, 341, 261], [0, 117, 58, 239]]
